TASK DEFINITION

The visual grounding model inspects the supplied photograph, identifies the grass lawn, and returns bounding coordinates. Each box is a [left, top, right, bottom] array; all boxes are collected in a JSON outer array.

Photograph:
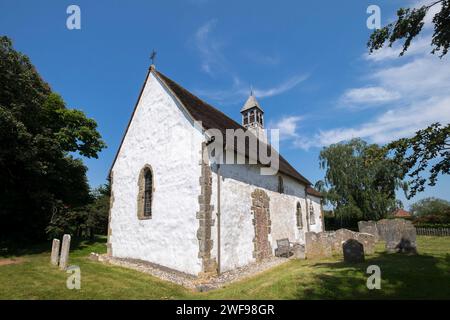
[[0, 236, 449, 299]]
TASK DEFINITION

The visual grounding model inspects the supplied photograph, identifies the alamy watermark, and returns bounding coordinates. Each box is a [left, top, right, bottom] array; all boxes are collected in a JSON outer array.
[[193, 121, 280, 175], [366, 265, 381, 290], [66, 5, 81, 30], [367, 5, 381, 30], [66, 265, 81, 290]]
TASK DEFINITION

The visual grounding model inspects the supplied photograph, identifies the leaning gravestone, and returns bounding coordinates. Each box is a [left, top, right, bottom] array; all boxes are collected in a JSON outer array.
[[59, 234, 71, 270], [358, 221, 379, 242], [343, 239, 365, 263], [50, 239, 60, 266]]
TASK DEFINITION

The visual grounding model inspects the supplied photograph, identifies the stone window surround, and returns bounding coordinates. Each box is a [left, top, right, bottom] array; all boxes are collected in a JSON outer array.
[[277, 175, 284, 194], [137, 165, 155, 220], [296, 202, 303, 229], [309, 199, 316, 225]]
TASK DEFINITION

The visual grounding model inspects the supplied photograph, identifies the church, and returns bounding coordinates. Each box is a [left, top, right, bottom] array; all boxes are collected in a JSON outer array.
[[107, 64, 324, 277]]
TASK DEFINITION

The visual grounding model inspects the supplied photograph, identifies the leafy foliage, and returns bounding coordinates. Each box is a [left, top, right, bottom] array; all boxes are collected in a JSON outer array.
[[317, 139, 404, 224], [386, 123, 450, 199], [0, 36, 106, 242], [368, 0, 450, 57], [46, 184, 110, 239], [410, 197, 450, 216]]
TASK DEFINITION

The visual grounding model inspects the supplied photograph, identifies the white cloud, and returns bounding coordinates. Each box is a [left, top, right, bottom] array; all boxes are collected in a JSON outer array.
[[194, 19, 228, 76], [192, 20, 307, 104], [268, 116, 303, 140], [283, 15, 450, 149], [254, 75, 308, 98], [195, 74, 308, 105], [365, 37, 431, 62], [341, 86, 401, 105], [316, 96, 450, 145], [268, 115, 318, 150]]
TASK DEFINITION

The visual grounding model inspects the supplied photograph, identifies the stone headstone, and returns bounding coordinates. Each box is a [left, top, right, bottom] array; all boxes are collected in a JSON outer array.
[[331, 229, 375, 256], [358, 221, 379, 241], [353, 232, 375, 255], [379, 219, 417, 253], [396, 222, 417, 254], [291, 243, 305, 259], [89, 252, 100, 261], [59, 234, 71, 270], [343, 239, 365, 263], [50, 239, 60, 266], [305, 232, 332, 259], [376, 219, 391, 242]]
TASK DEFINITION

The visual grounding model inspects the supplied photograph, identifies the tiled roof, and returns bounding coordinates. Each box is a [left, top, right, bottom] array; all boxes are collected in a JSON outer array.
[[110, 66, 318, 191], [154, 69, 312, 187]]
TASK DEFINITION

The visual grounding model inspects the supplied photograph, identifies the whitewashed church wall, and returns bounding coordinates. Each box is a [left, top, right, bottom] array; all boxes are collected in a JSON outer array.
[[307, 195, 323, 233], [110, 72, 204, 275], [213, 163, 322, 272]]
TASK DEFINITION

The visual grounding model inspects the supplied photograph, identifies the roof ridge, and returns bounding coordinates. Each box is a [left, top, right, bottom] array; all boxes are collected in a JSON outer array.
[[154, 70, 247, 131], [154, 69, 312, 187]]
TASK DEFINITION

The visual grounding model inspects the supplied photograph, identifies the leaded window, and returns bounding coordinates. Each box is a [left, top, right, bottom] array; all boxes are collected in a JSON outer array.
[[296, 202, 303, 228]]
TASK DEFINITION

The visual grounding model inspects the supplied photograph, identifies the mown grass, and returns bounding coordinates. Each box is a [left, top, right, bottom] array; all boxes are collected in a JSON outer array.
[[0, 236, 449, 299]]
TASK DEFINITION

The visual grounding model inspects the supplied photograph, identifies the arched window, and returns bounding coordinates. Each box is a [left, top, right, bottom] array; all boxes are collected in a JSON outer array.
[[144, 170, 152, 217], [296, 202, 303, 228], [277, 176, 284, 194], [137, 165, 154, 219], [309, 200, 316, 225]]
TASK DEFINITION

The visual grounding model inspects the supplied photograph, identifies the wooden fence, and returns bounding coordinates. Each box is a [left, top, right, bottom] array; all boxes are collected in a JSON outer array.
[[415, 227, 450, 236]]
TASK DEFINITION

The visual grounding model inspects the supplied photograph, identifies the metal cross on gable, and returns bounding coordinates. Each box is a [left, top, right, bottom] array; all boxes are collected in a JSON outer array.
[[150, 50, 157, 65]]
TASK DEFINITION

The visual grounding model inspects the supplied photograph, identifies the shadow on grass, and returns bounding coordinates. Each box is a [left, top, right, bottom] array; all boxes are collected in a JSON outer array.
[[0, 235, 106, 258], [294, 251, 450, 299]]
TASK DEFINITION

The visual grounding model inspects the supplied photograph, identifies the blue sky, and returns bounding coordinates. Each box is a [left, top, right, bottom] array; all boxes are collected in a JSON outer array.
[[1, 0, 449, 209]]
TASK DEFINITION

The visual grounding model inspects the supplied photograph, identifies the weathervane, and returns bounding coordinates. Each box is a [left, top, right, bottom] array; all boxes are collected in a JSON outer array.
[[150, 49, 157, 66]]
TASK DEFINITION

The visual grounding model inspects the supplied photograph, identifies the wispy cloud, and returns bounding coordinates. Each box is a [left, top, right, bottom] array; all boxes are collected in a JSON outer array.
[[254, 74, 308, 98], [280, 18, 450, 150], [340, 86, 401, 106], [242, 50, 280, 66], [192, 20, 307, 104], [194, 19, 228, 76], [195, 74, 308, 105], [316, 96, 450, 146]]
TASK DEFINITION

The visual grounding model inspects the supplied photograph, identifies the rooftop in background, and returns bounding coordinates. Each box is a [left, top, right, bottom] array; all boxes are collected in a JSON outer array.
[[392, 208, 412, 218]]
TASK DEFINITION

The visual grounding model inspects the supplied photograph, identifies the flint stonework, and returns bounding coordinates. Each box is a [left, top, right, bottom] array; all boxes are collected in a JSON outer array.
[[50, 239, 60, 266], [196, 143, 217, 277], [59, 234, 71, 270], [251, 189, 272, 261], [343, 239, 365, 263]]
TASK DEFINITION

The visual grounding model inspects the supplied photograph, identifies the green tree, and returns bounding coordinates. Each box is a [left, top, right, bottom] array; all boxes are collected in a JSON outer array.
[[46, 183, 110, 240], [368, 0, 450, 57], [0, 36, 106, 242], [410, 197, 450, 216], [386, 123, 449, 199], [317, 139, 405, 225]]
